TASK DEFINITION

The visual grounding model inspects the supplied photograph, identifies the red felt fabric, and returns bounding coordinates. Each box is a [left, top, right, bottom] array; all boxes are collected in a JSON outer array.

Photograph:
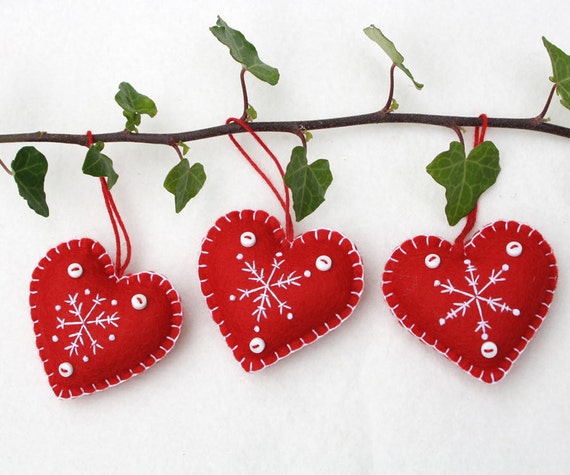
[[29, 239, 183, 399], [199, 209, 364, 372], [382, 221, 557, 383]]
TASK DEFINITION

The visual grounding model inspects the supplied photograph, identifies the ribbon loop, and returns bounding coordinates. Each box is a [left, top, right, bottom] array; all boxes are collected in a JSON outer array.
[[226, 118, 295, 241], [86, 131, 132, 276], [453, 114, 488, 251]]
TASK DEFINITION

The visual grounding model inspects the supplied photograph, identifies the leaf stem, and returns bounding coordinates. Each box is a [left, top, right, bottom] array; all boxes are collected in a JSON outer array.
[[451, 126, 465, 146], [381, 63, 397, 113], [171, 143, 184, 161], [239, 68, 250, 122], [536, 84, 557, 121], [296, 129, 308, 149], [0, 158, 12, 176]]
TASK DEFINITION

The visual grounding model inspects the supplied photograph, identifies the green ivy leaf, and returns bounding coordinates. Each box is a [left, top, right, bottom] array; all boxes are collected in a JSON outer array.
[[303, 130, 314, 143], [178, 141, 190, 156], [82, 142, 119, 189], [115, 82, 158, 132], [11, 146, 49, 217], [246, 104, 258, 121], [284, 146, 333, 221], [543, 37, 570, 110], [363, 24, 423, 90], [426, 141, 500, 226], [164, 159, 206, 213], [210, 16, 280, 86]]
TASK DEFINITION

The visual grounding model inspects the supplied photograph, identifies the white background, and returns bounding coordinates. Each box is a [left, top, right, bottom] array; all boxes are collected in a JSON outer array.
[[1, 1, 569, 473]]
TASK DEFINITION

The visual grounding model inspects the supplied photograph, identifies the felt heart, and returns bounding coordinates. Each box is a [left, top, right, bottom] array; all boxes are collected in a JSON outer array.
[[199, 210, 364, 372], [382, 221, 557, 383], [29, 239, 183, 399]]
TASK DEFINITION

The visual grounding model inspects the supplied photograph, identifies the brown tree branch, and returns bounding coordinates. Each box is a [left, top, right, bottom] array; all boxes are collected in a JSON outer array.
[[0, 112, 569, 150]]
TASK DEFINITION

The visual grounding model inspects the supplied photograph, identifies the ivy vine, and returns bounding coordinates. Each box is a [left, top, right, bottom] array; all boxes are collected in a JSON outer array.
[[1, 17, 570, 226]]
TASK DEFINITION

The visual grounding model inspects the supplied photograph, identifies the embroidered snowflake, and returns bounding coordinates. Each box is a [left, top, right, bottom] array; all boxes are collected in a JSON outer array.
[[435, 258, 520, 358], [237, 253, 304, 322], [56, 290, 120, 358]]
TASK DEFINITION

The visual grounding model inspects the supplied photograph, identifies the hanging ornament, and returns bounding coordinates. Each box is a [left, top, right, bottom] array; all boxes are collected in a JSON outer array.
[[199, 118, 364, 372], [382, 116, 558, 383], [28, 133, 183, 399]]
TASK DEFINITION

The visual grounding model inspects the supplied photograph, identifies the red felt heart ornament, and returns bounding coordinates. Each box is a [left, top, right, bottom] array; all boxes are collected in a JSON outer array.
[[29, 238, 183, 398], [382, 221, 557, 383], [199, 209, 364, 372]]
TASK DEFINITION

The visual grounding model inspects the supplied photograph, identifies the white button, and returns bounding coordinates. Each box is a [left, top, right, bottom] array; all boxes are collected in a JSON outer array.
[[240, 232, 257, 248], [425, 253, 441, 269], [315, 255, 332, 272], [249, 337, 266, 354], [58, 362, 74, 378], [131, 294, 147, 310], [481, 341, 498, 359], [506, 241, 523, 257], [67, 263, 83, 278]]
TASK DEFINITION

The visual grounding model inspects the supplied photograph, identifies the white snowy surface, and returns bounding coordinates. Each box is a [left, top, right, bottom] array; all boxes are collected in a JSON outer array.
[[1, 1, 569, 473]]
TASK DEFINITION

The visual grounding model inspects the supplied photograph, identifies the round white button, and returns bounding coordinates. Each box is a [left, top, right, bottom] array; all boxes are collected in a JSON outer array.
[[315, 255, 332, 272], [481, 341, 498, 359], [58, 362, 74, 378], [131, 294, 147, 310], [249, 337, 266, 354], [240, 232, 257, 248], [506, 241, 523, 257], [425, 253, 441, 269], [67, 263, 83, 279]]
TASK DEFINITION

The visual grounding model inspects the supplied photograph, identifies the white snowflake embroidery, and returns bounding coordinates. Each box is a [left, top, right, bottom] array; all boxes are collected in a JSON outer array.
[[435, 258, 520, 358], [56, 291, 120, 357], [237, 254, 303, 322]]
